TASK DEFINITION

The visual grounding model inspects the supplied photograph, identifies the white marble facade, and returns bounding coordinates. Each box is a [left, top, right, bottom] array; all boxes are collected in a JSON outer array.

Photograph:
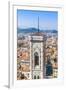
[[29, 34, 45, 79]]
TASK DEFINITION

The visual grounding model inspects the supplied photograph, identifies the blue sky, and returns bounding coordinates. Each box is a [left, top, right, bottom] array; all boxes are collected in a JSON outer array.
[[17, 10, 58, 30]]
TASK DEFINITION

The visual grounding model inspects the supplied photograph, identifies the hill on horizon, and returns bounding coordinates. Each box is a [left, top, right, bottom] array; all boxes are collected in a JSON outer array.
[[17, 28, 58, 34]]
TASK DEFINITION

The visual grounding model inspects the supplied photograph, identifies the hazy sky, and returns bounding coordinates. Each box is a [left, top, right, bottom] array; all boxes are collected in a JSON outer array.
[[17, 10, 58, 30]]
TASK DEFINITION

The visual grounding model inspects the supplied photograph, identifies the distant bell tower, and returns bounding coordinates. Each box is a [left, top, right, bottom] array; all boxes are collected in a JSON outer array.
[[29, 16, 45, 79]]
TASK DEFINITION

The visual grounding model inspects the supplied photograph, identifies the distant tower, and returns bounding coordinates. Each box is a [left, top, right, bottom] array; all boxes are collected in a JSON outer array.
[[29, 17, 45, 79], [38, 16, 39, 32]]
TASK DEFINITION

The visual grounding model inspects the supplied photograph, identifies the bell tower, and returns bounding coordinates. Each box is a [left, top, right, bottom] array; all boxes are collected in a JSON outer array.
[[29, 17, 45, 79]]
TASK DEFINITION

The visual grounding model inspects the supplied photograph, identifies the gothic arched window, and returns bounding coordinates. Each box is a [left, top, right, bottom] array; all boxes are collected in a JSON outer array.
[[34, 75, 36, 79], [34, 52, 39, 66], [37, 76, 40, 79]]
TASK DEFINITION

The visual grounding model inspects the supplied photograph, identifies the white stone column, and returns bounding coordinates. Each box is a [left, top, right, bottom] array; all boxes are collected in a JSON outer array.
[[40, 42, 44, 79], [29, 36, 32, 79]]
